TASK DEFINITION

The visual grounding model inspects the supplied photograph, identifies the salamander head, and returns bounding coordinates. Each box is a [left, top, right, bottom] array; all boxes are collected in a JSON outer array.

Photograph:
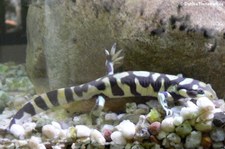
[[177, 79, 217, 100]]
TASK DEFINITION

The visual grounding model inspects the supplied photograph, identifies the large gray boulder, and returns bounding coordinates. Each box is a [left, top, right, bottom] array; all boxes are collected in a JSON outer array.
[[26, 0, 225, 100]]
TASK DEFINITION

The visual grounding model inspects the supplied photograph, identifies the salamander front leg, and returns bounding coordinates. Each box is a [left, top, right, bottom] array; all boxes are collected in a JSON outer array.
[[104, 43, 124, 75], [91, 43, 123, 124], [157, 92, 174, 116]]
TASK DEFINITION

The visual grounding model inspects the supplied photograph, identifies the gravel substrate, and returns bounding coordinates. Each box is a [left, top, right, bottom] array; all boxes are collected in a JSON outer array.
[[0, 63, 224, 149]]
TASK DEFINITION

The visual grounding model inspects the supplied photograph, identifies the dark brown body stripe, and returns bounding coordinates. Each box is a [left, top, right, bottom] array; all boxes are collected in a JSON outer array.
[[16, 102, 36, 118], [64, 88, 74, 103], [8, 102, 36, 128], [110, 76, 124, 96], [121, 73, 142, 96], [74, 86, 83, 97], [95, 81, 106, 90], [34, 96, 49, 111], [46, 90, 59, 106]]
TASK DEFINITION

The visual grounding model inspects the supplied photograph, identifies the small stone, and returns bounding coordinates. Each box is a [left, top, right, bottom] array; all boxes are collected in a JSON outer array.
[[105, 112, 118, 122], [102, 128, 112, 142], [201, 134, 212, 149], [212, 142, 224, 149], [210, 127, 225, 142], [111, 131, 127, 145], [135, 104, 149, 114], [197, 97, 215, 112], [213, 99, 225, 108], [15, 140, 27, 148], [90, 129, 106, 145], [75, 125, 91, 138], [73, 114, 92, 125], [195, 120, 212, 132], [23, 122, 36, 136], [180, 106, 198, 120], [149, 135, 160, 144], [167, 133, 181, 147], [148, 122, 161, 135], [137, 104, 149, 111], [146, 100, 160, 109], [175, 121, 192, 138], [161, 117, 175, 133], [116, 120, 136, 139], [101, 124, 114, 132], [42, 124, 61, 139], [59, 129, 68, 139], [51, 121, 61, 129], [120, 114, 140, 123], [173, 116, 184, 126], [10, 124, 25, 139], [197, 111, 214, 122], [134, 108, 148, 115], [28, 136, 42, 149], [68, 126, 77, 139], [101, 124, 114, 142], [184, 131, 202, 148], [117, 113, 125, 120], [167, 132, 181, 143], [130, 143, 145, 149], [126, 102, 137, 114], [146, 108, 162, 123], [162, 137, 170, 148], [213, 112, 225, 127], [157, 131, 168, 140]]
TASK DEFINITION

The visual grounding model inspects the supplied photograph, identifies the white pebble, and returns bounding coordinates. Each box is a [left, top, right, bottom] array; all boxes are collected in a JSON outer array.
[[42, 124, 61, 139], [28, 136, 42, 149], [51, 121, 61, 129], [23, 122, 36, 135], [101, 124, 114, 132], [117, 113, 125, 120], [111, 131, 127, 145], [90, 129, 106, 145], [115, 120, 136, 139], [180, 107, 198, 120], [213, 99, 225, 108], [197, 112, 214, 122], [197, 97, 215, 112], [186, 101, 198, 109], [58, 129, 68, 139], [10, 124, 25, 139], [37, 144, 46, 149], [105, 113, 118, 121], [173, 116, 184, 126], [15, 140, 27, 148], [75, 125, 91, 138], [161, 117, 175, 133], [185, 131, 202, 148]]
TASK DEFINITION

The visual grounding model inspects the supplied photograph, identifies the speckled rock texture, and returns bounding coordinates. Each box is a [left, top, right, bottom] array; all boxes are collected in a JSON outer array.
[[26, 0, 225, 98]]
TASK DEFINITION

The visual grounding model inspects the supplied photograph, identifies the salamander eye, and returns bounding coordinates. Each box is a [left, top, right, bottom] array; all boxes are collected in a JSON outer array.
[[197, 89, 204, 94]]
